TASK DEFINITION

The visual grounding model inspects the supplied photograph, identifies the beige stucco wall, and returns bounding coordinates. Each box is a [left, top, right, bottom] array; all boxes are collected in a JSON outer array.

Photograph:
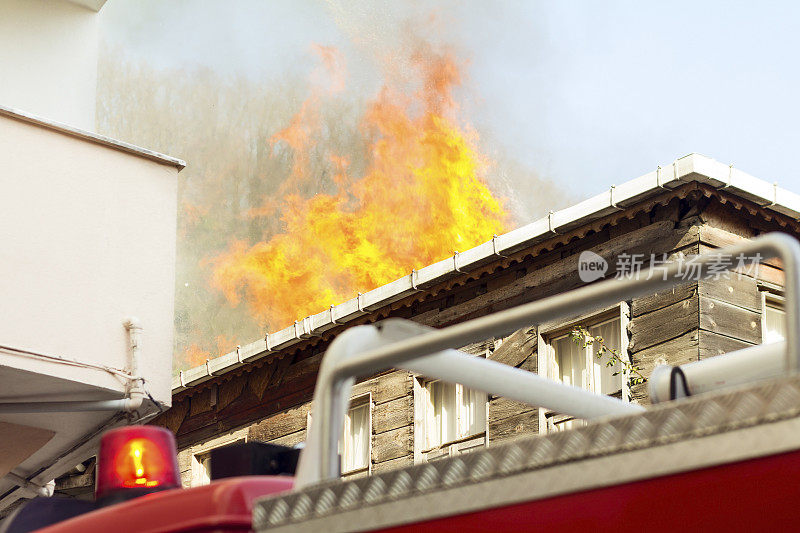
[[0, 112, 179, 405], [0, 0, 101, 130]]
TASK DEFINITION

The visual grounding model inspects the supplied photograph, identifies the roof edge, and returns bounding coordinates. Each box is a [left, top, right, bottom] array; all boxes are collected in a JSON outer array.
[[0, 104, 186, 170], [65, 0, 107, 11], [172, 153, 800, 393]]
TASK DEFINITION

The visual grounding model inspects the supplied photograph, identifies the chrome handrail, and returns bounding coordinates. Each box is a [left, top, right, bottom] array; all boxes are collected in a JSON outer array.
[[295, 233, 800, 488]]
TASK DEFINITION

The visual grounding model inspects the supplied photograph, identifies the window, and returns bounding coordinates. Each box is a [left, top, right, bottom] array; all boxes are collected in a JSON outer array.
[[423, 381, 487, 450], [539, 306, 629, 433], [191, 452, 211, 486], [413, 344, 491, 463], [308, 394, 372, 476], [762, 292, 785, 344], [550, 317, 623, 396], [187, 427, 249, 488], [341, 400, 371, 474]]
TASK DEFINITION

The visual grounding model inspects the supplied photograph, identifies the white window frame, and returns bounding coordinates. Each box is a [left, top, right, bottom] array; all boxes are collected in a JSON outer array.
[[188, 427, 249, 487], [413, 348, 489, 463], [341, 393, 373, 477], [760, 286, 786, 344], [191, 451, 212, 487], [307, 393, 373, 477], [537, 303, 630, 434]]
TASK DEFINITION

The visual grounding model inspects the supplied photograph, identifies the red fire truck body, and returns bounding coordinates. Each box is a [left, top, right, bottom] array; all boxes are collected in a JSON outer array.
[[24, 373, 800, 532], [35, 478, 292, 533], [34, 447, 800, 533]]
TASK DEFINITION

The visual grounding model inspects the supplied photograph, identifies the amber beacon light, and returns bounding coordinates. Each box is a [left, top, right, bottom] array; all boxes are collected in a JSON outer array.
[[95, 426, 180, 504]]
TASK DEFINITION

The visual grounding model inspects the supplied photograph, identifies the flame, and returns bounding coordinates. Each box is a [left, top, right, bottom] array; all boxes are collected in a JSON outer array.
[[209, 44, 509, 330], [181, 335, 237, 368], [182, 343, 209, 368], [247, 45, 345, 220]]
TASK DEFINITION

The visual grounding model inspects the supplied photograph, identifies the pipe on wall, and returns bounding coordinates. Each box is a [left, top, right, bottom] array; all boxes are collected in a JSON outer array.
[[3, 473, 54, 498]]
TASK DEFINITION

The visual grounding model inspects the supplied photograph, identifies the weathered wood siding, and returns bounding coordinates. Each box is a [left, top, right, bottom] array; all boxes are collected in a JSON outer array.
[[245, 369, 414, 474], [152, 188, 800, 486], [157, 191, 697, 447], [484, 199, 704, 417], [488, 327, 538, 445], [692, 191, 795, 362], [167, 195, 708, 460]]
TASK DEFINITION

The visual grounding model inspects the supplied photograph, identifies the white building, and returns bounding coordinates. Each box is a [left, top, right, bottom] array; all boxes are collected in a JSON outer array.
[[0, 0, 107, 131], [0, 0, 184, 514]]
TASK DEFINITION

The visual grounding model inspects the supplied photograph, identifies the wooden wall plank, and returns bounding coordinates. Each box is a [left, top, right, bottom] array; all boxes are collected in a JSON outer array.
[[699, 330, 757, 360], [372, 425, 413, 463], [155, 399, 189, 435], [628, 294, 699, 353], [372, 455, 413, 475], [188, 387, 214, 417], [631, 282, 696, 318], [630, 330, 699, 371], [628, 330, 699, 404], [488, 410, 538, 445], [489, 397, 536, 423], [699, 297, 761, 344], [247, 402, 310, 443], [217, 378, 245, 412], [280, 353, 322, 384], [247, 357, 284, 400], [268, 429, 306, 448], [489, 327, 536, 369], [351, 370, 412, 405], [698, 225, 782, 270], [699, 274, 761, 312], [373, 396, 413, 435], [174, 383, 315, 449]]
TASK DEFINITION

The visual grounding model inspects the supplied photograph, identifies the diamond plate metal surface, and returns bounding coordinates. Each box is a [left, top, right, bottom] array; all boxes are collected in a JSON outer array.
[[253, 376, 800, 531]]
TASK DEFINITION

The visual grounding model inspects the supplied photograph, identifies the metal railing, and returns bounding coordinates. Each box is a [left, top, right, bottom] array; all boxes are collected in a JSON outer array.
[[295, 233, 800, 488]]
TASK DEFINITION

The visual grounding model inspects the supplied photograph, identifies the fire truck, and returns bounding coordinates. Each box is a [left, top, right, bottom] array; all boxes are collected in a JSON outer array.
[[3, 232, 800, 532]]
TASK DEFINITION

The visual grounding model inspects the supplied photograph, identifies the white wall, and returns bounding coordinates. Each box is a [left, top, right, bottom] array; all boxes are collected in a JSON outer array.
[[0, 112, 179, 405], [0, 0, 102, 130]]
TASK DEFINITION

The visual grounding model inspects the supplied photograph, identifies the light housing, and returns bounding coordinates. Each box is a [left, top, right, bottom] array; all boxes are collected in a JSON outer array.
[[95, 426, 180, 504]]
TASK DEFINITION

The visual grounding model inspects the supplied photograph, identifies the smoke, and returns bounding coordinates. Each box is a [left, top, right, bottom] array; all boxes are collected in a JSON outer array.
[[322, 0, 574, 221], [97, 1, 571, 371]]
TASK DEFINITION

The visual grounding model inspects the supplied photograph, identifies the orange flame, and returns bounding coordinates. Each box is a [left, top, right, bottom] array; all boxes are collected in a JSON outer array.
[[210, 44, 509, 330], [182, 343, 209, 368], [181, 335, 237, 368]]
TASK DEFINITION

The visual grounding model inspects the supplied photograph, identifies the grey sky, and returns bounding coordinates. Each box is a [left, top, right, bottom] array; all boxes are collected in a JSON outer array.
[[100, 0, 800, 200]]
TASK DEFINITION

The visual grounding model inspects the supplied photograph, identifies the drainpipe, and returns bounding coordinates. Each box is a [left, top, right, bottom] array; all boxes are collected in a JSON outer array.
[[123, 317, 145, 414], [0, 319, 146, 414], [4, 473, 54, 498], [0, 400, 143, 413], [0, 320, 147, 499]]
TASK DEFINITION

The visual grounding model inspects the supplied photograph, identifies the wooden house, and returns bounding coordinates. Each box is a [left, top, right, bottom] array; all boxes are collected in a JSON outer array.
[[57, 153, 800, 493]]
